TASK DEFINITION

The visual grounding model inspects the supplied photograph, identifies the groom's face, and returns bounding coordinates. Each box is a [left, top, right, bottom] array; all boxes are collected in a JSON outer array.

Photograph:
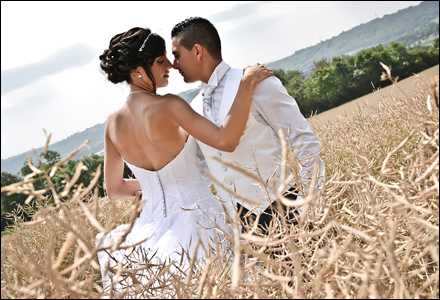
[[171, 37, 199, 83]]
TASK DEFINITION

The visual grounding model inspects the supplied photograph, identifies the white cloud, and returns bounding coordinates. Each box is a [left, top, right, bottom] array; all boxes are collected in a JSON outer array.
[[1, 44, 96, 95]]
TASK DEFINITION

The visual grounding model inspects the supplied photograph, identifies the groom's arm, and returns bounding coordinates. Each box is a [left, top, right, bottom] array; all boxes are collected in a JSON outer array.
[[250, 76, 325, 189]]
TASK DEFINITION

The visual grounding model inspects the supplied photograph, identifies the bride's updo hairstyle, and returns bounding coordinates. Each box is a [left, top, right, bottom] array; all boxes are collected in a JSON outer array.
[[99, 27, 165, 92]]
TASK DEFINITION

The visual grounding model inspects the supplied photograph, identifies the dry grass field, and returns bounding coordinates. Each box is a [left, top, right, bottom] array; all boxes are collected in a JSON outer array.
[[1, 64, 438, 299]]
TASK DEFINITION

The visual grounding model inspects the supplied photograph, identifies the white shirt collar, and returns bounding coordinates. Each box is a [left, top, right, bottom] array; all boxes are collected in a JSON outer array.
[[201, 61, 231, 91]]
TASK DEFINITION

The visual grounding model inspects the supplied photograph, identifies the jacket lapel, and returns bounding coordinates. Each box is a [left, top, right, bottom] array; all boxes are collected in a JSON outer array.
[[216, 68, 243, 126]]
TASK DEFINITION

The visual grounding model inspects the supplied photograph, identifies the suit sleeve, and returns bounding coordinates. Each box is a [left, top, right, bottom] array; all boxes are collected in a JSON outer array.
[[251, 76, 325, 192]]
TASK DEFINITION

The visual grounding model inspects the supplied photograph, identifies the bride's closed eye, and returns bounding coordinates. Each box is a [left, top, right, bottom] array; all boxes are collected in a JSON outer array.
[[155, 56, 166, 64]]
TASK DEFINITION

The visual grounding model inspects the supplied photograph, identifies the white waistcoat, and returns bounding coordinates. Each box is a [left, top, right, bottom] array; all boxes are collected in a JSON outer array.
[[191, 68, 286, 215]]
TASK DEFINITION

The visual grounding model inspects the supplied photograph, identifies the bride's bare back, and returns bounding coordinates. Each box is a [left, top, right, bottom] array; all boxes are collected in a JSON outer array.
[[106, 92, 188, 172]]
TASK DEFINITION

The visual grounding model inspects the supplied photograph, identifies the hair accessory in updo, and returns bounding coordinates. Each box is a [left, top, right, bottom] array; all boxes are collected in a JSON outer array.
[[139, 33, 152, 52], [100, 27, 165, 86]]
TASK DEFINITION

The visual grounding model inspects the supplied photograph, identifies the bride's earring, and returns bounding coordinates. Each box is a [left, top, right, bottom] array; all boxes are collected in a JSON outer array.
[[138, 75, 142, 78]]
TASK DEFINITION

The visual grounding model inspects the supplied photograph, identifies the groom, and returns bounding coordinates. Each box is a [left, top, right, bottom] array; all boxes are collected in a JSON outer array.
[[171, 17, 325, 233]]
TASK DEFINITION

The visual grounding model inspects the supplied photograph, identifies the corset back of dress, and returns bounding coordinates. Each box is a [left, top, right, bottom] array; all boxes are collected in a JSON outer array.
[[122, 137, 219, 227]]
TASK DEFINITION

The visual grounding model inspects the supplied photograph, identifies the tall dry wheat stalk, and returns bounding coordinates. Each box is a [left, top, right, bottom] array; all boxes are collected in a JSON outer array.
[[1, 64, 438, 299]]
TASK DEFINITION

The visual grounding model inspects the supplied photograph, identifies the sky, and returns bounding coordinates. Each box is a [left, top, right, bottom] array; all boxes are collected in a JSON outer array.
[[1, 1, 423, 159]]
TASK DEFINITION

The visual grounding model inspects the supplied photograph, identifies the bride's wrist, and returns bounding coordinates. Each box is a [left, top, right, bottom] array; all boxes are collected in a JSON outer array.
[[240, 75, 256, 88]]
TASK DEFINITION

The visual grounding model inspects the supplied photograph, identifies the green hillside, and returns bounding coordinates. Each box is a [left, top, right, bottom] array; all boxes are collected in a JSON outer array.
[[1, 123, 106, 175], [265, 1, 439, 73]]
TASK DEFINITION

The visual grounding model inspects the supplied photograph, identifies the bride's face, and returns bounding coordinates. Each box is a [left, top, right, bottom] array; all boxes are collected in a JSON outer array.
[[151, 52, 172, 88]]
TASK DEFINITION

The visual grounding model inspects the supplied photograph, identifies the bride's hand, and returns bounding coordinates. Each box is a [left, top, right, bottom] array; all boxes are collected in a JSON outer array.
[[242, 63, 274, 86], [133, 190, 142, 218]]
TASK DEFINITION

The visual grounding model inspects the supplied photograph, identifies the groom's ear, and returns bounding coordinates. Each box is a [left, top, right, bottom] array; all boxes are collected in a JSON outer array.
[[193, 44, 203, 61]]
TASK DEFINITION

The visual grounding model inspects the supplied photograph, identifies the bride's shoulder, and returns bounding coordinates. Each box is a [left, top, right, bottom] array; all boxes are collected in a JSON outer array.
[[106, 106, 125, 119], [105, 107, 127, 127], [104, 111, 119, 131], [106, 110, 117, 122], [161, 93, 181, 100], [161, 93, 188, 105]]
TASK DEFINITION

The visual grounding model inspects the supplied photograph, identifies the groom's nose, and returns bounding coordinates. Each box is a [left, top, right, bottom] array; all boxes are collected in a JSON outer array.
[[172, 59, 179, 70]]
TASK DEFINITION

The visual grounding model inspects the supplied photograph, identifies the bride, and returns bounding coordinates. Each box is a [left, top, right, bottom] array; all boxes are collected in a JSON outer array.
[[95, 26, 273, 296]]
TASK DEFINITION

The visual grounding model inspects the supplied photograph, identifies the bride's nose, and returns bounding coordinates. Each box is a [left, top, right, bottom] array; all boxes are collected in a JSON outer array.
[[165, 57, 173, 69]]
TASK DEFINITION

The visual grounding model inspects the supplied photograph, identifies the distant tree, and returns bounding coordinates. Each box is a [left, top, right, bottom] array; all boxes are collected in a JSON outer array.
[[303, 66, 339, 114], [386, 42, 411, 77], [19, 154, 46, 197], [425, 37, 439, 67], [79, 154, 105, 197], [432, 37, 439, 50], [273, 69, 289, 86], [353, 44, 393, 96], [1, 172, 27, 231], [313, 58, 330, 71], [283, 70, 305, 103], [330, 55, 356, 106], [273, 69, 307, 113], [42, 150, 61, 166], [409, 46, 432, 74]]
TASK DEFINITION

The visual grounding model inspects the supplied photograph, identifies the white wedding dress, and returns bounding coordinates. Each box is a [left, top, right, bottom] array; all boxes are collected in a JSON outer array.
[[96, 136, 231, 297]]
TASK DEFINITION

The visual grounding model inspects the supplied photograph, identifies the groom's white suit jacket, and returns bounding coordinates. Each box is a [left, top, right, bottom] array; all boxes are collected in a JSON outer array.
[[191, 61, 325, 215]]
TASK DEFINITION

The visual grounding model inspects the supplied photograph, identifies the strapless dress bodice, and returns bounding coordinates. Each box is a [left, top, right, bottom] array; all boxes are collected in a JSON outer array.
[[123, 136, 217, 228]]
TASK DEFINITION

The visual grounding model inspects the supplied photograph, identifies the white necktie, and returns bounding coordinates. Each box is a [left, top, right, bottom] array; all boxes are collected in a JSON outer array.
[[202, 85, 216, 123], [202, 65, 231, 124]]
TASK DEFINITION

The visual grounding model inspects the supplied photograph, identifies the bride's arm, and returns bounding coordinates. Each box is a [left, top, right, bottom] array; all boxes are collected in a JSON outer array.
[[169, 63, 273, 152], [104, 117, 141, 200]]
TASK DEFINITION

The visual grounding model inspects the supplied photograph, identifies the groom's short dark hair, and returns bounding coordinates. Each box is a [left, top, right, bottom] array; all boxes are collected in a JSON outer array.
[[171, 17, 222, 60]]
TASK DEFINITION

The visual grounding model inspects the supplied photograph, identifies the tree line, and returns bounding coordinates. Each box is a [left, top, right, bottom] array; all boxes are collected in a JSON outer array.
[[273, 39, 439, 116], [1, 150, 133, 233], [1, 38, 438, 234]]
